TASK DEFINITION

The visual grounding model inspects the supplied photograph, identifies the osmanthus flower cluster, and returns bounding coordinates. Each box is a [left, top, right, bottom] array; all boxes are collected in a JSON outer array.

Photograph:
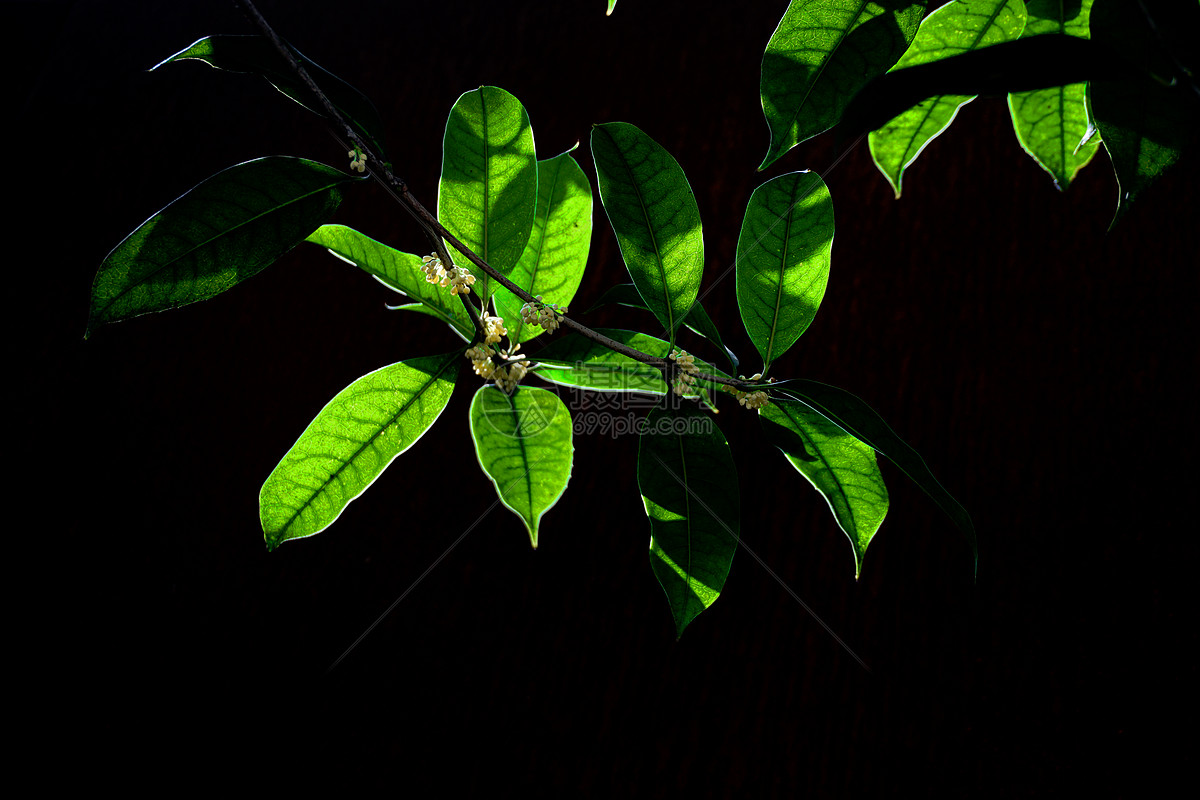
[[722, 373, 771, 410], [520, 295, 565, 333], [87, 2, 987, 637], [421, 252, 476, 296], [463, 314, 531, 395]]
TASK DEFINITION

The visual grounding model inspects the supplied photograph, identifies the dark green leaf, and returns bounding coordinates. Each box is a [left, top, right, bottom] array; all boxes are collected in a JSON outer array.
[[760, 401, 888, 579], [868, 0, 1028, 197], [493, 151, 593, 344], [586, 283, 739, 372], [531, 329, 724, 396], [591, 122, 704, 341], [1007, 1, 1101, 190], [153, 35, 389, 161], [772, 383, 976, 574], [468, 386, 574, 547], [260, 352, 460, 550], [639, 404, 739, 638], [736, 171, 834, 374], [88, 157, 357, 334], [305, 224, 474, 339], [439, 86, 538, 299], [759, 0, 927, 169], [1090, 0, 1200, 225]]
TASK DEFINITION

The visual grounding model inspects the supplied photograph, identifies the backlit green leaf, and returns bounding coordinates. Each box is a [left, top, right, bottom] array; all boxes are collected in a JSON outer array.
[[773, 381, 976, 574], [531, 329, 724, 396], [586, 283, 740, 372], [760, 400, 888, 579], [468, 386, 574, 547], [494, 151, 593, 345], [88, 157, 357, 334], [639, 404, 739, 638], [1007, 1, 1100, 190], [439, 86, 538, 299], [759, 0, 927, 170], [305, 224, 474, 339], [869, 0, 1027, 197], [260, 352, 459, 550], [591, 122, 703, 342], [736, 171, 834, 375], [153, 35, 389, 161]]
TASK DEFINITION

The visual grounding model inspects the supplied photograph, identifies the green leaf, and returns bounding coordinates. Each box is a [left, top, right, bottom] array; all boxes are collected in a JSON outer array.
[[153, 35, 389, 161], [736, 171, 834, 375], [439, 86, 538, 299], [759, 0, 927, 170], [260, 352, 460, 550], [607, 0, 618, 16], [468, 386, 574, 547], [531, 329, 724, 396], [1007, 1, 1101, 190], [868, 0, 1028, 197], [639, 404, 739, 638], [772, 382, 976, 574], [88, 157, 357, 334], [493, 150, 593, 345], [760, 400, 888, 579], [591, 122, 704, 342], [1090, 0, 1200, 225], [305, 224, 474, 339], [586, 283, 740, 372]]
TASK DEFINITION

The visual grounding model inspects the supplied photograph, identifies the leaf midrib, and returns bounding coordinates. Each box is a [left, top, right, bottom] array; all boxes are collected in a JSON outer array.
[[276, 352, 457, 536], [780, 1, 873, 143], [97, 166, 345, 320], [763, 182, 797, 372], [601, 126, 675, 335]]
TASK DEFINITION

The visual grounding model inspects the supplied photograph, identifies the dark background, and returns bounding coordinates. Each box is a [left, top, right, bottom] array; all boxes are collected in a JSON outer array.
[[11, 0, 1195, 793]]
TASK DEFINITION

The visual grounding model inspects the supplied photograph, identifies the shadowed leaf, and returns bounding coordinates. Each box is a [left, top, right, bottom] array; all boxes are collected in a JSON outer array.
[[591, 122, 704, 342], [760, 401, 888, 579], [772, 383, 976, 575], [586, 283, 739, 372], [153, 35, 389, 161], [1007, 1, 1101, 190], [305, 224, 474, 339], [88, 157, 357, 334], [868, 0, 1028, 197], [1090, 0, 1200, 225], [639, 404, 739, 638], [531, 329, 724, 396], [759, 0, 927, 169], [736, 171, 834, 374], [494, 151, 593, 344], [439, 86, 538, 299]]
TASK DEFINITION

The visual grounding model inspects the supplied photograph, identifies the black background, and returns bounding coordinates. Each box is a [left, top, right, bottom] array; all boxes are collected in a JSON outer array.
[[11, 0, 1196, 794]]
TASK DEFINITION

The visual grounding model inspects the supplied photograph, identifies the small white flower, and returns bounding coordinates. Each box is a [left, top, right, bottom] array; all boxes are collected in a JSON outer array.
[[669, 349, 701, 396], [482, 314, 506, 345]]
